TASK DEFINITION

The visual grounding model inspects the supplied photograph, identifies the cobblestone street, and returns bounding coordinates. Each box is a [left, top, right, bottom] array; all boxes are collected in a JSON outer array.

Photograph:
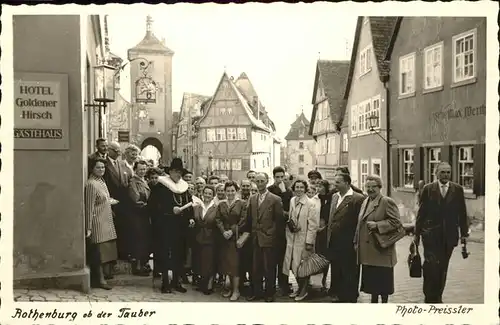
[[14, 237, 484, 303]]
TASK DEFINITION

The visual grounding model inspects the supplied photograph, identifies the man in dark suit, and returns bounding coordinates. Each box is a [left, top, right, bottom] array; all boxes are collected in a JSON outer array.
[[103, 141, 133, 261], [246, 172, 285, 302], [415, 162, 469, 303], [327, 173, 365, 303], [87, 138, 108, 175], [335, 167, 364, 194], [267, 166, 294, 296]]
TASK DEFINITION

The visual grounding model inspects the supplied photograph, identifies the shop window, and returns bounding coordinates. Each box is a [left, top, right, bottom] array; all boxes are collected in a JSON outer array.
[[457, 146, 474, 193]]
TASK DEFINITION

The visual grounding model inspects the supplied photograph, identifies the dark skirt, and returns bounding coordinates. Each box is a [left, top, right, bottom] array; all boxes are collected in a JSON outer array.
[[198, 244, 216, 278], [98, 240, 118, 264], [360, 264, 394, 295], [129, 212, 151, 261], [315, 228, 328, 257], [219, 239, 239, 276]]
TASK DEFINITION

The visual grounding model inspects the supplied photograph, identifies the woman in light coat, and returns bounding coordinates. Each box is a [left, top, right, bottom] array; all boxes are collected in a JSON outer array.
[[85, 158, 118, 290], [354, 175, 402, 303], [282, 180, 320, 301]]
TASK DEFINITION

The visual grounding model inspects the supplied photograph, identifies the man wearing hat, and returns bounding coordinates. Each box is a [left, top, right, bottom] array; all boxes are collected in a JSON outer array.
[[149, 158, 194, 293]]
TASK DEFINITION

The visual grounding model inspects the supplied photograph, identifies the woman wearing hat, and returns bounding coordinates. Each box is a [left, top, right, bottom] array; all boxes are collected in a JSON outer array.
[[148, 158, 194, 293]]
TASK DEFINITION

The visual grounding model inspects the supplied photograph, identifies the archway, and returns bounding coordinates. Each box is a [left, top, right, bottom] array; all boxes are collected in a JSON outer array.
[[140, 137, 163, 166]]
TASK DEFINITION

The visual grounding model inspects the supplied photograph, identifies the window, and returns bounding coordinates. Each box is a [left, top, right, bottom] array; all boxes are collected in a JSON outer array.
[[399, 53, 415, 95], [321, 138, 327, 154], [371, 158, 381, 179], [457, 146, 474, 192], [253, 159, 256, 168], [220, 107, 226, 115], [149, 119, 155, 127], [211, 158, 219, 171], [221, 158, 231, 170], [206, 128, 216, 142], [359, 45, 373, 76], [299, 154, 304, 163], [351, 160, 359, 187], [216, 128, 226, 141], [227, 128, 237, 140], [424, 42, 443, 89], [232, 159, 242, 171], [342, 133, 348, 152], [267, 157, 270, 167], [223, 107, 233, 115], [350, 105, 357, 134], [403, 149, 415, 188], [428, 147, 441, 182], [326, 138, 331, 153], [299, 128, 305, 137], [298, 167, 304, 175], [237, 128, 247, 140], [453, 29, 476, 83], [351, 96, 381, 135], [299, 142, 304, 149], [360, 160, 369, 188]]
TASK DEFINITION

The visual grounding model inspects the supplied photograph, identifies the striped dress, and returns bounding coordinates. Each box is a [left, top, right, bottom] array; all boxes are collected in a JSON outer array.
[[85, 175, 117, 245]]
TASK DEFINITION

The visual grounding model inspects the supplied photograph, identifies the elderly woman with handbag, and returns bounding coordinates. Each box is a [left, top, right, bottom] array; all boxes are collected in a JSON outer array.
[[354, 175, 405, 303], [282, 180, 320, 301]]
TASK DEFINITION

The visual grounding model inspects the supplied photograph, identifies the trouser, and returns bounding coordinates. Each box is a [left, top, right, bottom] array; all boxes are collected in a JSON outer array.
[[252, 245, 276, 298], [422, 243, 454, 303], [112, 204, 131, 260], [275, 239, 289, 291], [329, 251, 359, 302]]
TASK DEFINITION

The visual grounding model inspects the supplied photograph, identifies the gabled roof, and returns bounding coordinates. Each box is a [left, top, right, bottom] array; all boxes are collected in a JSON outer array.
[[197, 72, 270, 132], [309, 60, 350, 134], [178, 92, 211, 122], [286, 112, 314, 141], [343, 16, 399, 100], [128, 16, 174, 56]]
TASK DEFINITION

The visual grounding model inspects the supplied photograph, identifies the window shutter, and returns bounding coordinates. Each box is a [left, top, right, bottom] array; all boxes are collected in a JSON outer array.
[[473, 143, 485, 196], [391, 148, 399, 187], [413, 147, 424, 189], [441, 145, 452, 164], [241, 158, 250, 171]]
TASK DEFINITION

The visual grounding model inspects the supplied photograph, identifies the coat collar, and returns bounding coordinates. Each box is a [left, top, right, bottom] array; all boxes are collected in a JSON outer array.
[[361, 194, 382, 220], [158, 175, 188, 193]]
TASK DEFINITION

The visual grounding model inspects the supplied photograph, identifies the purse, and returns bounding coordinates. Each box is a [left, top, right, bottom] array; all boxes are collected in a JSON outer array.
[[235, 225, 250, 248], [296, 253, 330, 278], [287, 203, 303, 233], [407, 241, 422, 278], [372, 223, 406, 249]]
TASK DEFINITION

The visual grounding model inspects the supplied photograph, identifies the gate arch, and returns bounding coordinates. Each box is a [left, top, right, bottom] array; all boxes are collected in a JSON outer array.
[[140, 137, 163, 157]]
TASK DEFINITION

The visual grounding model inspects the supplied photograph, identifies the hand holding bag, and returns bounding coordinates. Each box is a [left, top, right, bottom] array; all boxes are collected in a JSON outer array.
[[296, 252, 329, 278], [372, 222, 406, 249], [235, 225, 250, 249], [407, 241, 422, 278]]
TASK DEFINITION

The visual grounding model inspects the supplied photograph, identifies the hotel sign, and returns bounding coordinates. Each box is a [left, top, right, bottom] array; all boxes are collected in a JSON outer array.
[[14, 72, 69, 150], [433, 104, 486, 121]]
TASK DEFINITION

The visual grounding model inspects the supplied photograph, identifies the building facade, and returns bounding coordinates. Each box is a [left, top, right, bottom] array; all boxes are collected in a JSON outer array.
[[176, 92, 211, 173], [387, 17, 486, 225], [13, 14, 109, 291], [309, 60, 350, 181], [285, 112, 316, 178], [342, 17, 398, 194], [196, 72, 275, 180], [128, 15, 174, 162]]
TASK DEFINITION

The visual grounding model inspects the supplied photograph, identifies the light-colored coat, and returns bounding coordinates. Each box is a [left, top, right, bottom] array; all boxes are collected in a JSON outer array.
[[282, 195, 320, 276], [85, 175, 117, 244], [354, 194, 401, 267]]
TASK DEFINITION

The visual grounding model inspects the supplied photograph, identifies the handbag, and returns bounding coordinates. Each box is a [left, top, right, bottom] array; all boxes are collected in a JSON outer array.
[[287, 203, 303, 233], [407, 241, 422, 278], [235, 225, 250, 248], [372, 223, 406, 249], [296, 253, 329, 278]]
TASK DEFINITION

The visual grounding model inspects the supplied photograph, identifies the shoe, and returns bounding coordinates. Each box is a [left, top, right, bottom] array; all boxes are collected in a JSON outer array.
[[331, 296, 340, 303], [202, 288, 214, 295], [294, 292, 308, 302], [104, 274, 114, 280], [174, 285, 187, 293], [229, 292, 240, 301], [246, 295, 262, 302], [265, 296, 275, 302], [99, 283, 112, 290], [222, 290, 232, 298], [161, 286, 172, 294], [289, 291, 298, 298]]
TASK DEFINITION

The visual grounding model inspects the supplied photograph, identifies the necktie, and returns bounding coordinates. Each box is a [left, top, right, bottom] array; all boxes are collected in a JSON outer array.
[[441, 184, 447, 197]]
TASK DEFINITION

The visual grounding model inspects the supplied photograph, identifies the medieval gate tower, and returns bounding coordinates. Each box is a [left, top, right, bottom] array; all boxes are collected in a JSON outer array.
[[128, 15, 174, 163]]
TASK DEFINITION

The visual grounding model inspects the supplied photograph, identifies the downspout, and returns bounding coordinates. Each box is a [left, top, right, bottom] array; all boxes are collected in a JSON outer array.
[[383, 78, 391, 197]]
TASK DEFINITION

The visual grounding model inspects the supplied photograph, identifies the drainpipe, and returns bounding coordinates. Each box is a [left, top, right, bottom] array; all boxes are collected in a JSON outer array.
[[384, 78, 391, 197]]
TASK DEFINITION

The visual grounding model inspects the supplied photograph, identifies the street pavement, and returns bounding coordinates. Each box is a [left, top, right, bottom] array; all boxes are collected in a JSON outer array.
[[14, 237, 484, 303]]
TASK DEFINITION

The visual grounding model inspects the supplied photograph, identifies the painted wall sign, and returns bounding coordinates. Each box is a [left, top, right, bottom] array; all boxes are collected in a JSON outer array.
[[118, 130, 130, 143], [14, 72, 69, 150], [433, 103, 486, 121]]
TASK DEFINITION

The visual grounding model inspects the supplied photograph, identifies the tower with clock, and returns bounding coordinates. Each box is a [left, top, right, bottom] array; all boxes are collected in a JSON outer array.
[[127, 15, 174, 163]]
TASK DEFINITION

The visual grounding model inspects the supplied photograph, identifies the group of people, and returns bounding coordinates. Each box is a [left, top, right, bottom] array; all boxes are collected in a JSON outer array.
[[85, 138, 470, 304]]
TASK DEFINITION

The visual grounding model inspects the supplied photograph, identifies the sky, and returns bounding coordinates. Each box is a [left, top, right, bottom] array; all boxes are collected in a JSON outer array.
[[107, 3, 356, 139]]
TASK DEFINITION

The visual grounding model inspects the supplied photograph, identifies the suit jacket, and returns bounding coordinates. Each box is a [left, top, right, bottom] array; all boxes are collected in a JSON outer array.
[[246, 191, 284, 248], [104, 157, 132, 203], [416, 181, 469, 248], [193, 202, 218, 245], [354, 195, 401, 267], [327, 191, 365, 255]]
